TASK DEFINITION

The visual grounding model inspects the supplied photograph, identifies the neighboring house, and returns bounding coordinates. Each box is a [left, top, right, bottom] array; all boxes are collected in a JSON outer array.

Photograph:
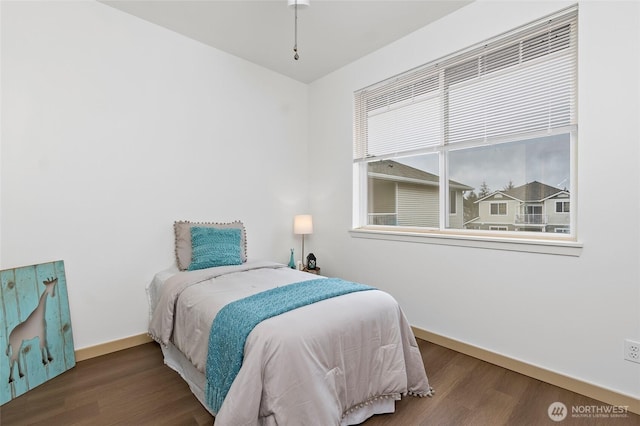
[[367, 160, 472, 228], [467, 181, 570, 233]]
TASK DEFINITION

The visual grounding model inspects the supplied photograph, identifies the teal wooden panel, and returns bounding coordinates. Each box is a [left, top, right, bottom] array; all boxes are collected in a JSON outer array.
[[13, 266, 42, 394], [15, 266, 38, 324], [52, 261, 75, 371], [0, 269, 16, 405], [36, 262, 61, 385], [37, 261, 75, 380], [1, 261, 75, 406]]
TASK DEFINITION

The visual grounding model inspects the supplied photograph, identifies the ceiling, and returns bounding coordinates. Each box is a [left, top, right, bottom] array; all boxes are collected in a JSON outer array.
[[101, 0, 472, 84]]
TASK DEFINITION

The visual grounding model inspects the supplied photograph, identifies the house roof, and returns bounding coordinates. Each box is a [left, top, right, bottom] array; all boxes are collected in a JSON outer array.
[[368, 160, 473, 190], [478, 180, 568, 203]]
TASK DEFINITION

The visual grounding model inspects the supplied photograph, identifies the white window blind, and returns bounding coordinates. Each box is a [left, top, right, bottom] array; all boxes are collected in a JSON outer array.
[[354, 7, 577, 162]]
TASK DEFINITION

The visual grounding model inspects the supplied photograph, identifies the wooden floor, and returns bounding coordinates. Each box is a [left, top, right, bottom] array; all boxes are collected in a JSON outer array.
[[1, 339, 637, 425]]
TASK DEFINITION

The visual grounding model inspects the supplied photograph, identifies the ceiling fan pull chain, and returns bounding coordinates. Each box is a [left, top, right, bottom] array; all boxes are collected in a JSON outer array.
[[293, 1, 299, 60]]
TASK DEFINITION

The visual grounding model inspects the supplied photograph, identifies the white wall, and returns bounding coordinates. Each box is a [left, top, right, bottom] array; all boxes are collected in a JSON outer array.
[[308, 0, 640, 399], [2, 0, 638, 402], [1, 1, 309, 348]]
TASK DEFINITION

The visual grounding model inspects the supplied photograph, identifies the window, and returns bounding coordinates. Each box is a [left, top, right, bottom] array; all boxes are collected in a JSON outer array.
[[353, 7, 577, 241], [491, 203, 507, 215], [450, 190, 457, 215]]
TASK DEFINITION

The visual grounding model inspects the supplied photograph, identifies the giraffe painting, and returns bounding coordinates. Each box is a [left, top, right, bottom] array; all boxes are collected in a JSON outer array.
[[7, 277, 58, 383], [0, 261, 75, 405]]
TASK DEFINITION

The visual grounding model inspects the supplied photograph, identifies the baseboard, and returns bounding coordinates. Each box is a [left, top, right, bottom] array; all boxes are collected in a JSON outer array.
[[74, 333, 153, 362], [412, 327, 640, 415]]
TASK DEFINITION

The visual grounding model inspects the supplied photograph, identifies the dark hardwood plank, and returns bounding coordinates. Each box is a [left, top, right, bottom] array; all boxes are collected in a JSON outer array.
[[1, 340, 637, 425]]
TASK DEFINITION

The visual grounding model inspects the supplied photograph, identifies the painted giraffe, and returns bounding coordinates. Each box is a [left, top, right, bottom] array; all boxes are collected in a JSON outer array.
[[6, 277, 58, 383]]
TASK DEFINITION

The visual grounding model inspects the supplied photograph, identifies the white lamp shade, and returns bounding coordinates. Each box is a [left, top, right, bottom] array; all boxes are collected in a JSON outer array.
[[288, 0, 310, 8], [293, 215, 313, 235]]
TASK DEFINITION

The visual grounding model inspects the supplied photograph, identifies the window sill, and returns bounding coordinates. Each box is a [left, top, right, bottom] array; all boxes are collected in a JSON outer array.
[[349, 228, 583, 257]]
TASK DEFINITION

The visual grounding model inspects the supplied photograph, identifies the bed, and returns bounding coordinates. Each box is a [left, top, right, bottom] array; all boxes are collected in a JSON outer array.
[[147, 221, 432, 425]]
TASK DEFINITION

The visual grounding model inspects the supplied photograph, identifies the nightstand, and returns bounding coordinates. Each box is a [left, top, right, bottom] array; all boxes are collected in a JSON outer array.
[[303, 267, 321, 275]]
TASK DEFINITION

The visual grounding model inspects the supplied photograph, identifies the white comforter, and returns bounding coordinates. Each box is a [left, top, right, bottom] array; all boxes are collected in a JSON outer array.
[[148, 261, 431, 425]]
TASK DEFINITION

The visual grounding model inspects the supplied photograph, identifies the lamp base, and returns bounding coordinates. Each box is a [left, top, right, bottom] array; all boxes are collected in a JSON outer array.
[[300, 234, 305, 271]]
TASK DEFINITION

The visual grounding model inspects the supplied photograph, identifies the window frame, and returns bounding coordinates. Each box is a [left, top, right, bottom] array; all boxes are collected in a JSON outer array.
[[556, 201, 570, 213], [490, 202, 508, 216], [351, 6, 581, 255]]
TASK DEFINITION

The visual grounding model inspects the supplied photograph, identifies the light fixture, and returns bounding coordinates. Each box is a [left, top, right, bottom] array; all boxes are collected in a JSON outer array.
[[293, 214, 313, 267], [288, 0, 310, 60]]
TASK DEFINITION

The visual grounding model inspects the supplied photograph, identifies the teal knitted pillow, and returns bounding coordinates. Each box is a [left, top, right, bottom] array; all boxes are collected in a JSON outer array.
[[188, 227, 243, 271]]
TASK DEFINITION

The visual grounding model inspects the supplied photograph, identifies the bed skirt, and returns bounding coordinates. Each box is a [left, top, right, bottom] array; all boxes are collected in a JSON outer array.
[[159, 342, 396, 425]]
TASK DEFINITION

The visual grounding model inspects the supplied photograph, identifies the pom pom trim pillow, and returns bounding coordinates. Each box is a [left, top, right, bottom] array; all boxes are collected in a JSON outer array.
[[188, 227, 243, 270], [174, 220, 247, 270]]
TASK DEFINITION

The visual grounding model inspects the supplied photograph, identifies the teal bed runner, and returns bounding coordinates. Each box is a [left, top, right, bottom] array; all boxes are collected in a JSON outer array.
[[205, 278, 375, 413]]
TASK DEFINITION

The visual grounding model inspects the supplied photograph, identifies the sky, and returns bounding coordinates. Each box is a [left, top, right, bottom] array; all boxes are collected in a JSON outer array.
[[397, 134, 571, 194]]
